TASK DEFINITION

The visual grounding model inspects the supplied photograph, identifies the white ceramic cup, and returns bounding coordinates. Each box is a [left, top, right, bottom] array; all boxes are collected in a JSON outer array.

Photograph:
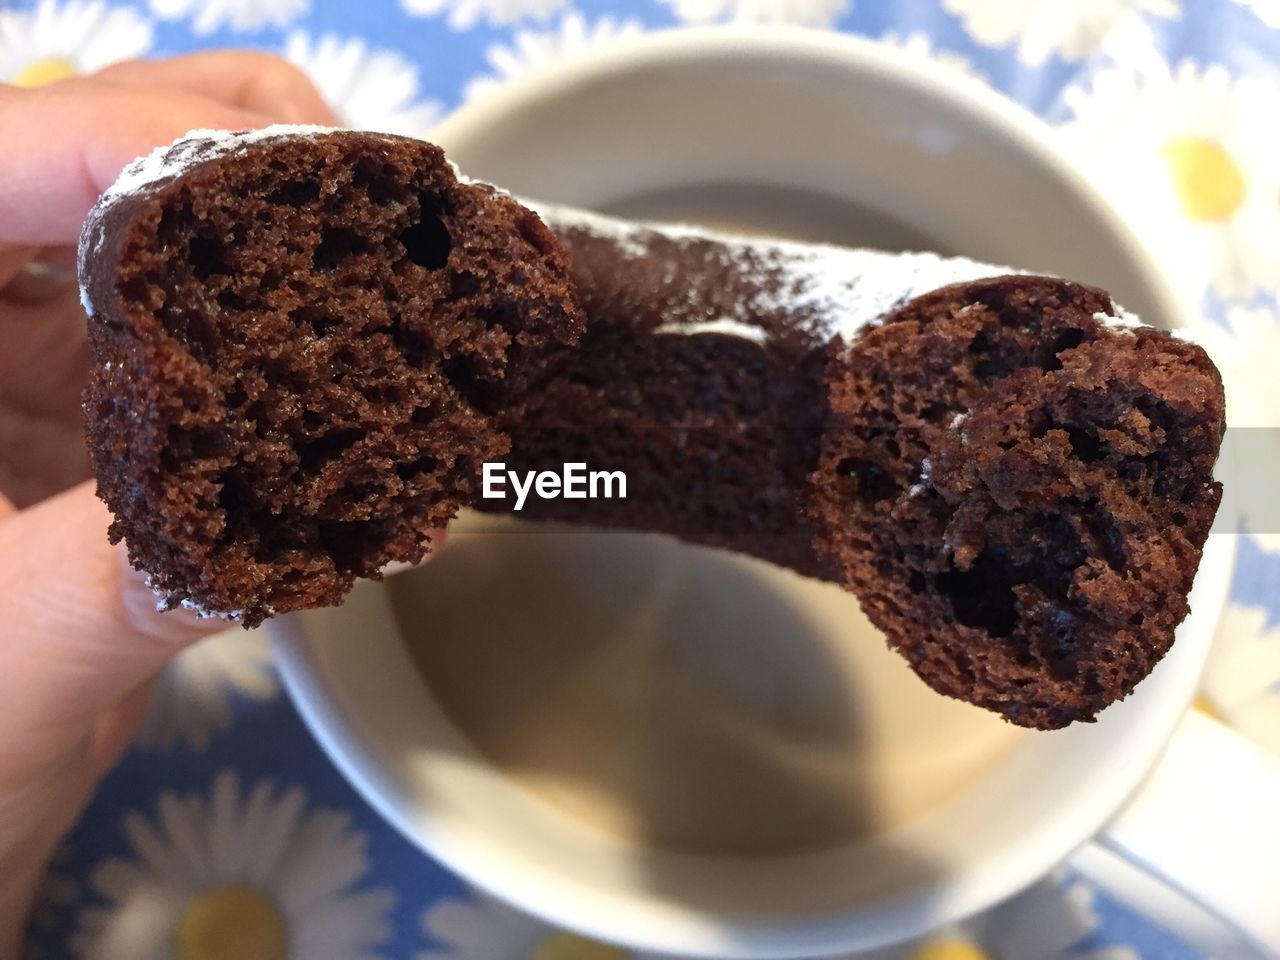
[[270, 28, 1280, 958]]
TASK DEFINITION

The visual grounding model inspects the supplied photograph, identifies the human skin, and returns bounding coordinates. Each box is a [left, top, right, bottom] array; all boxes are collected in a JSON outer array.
[[0, 54, 412, 957]]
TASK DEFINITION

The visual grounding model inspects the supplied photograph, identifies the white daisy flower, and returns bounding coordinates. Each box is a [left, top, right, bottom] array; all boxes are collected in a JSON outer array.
[[418, 892, 629, 959], [941, 0, 1179, 67], [1195, 305, 1280, 428], [465, 12, 644, 102], [135, 628, 278, 752], [148, 0, 308, 36], [284, 31, 443, 136], [0, 0, 153, 87], [23, 844, 79, 960], [401, 0, 565, 33], [1192, 304, 1280, 550], [1232, 0, 1280, 26], [1202, 602, 1280, 754], [1058, 59, 1280, 302], [662, 0, 846, 27], [71, 770, 395, 960], [876, 32, 984, 82], [860, 871, 1132, 960], [420, 873, 1132, 960]]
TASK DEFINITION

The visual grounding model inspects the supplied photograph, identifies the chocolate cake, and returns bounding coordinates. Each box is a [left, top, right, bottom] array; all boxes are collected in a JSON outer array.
[[808, 279, 1225, 728], [79, 130, 1225, 726], [490, 208, 1225, 729], [484, 207, 1004, 577], [78, 127, 581, 625]]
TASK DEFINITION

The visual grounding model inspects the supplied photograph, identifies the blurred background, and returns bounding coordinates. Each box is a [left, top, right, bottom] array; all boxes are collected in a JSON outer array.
[[4, 0, 1279, 957]]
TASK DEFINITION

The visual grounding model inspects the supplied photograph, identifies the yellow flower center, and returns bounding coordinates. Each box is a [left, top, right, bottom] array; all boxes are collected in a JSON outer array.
[[1193, 695, 1224, 722], [1163, 136, 1247, 222], [174, 886, 288, 960], [530, 932, 630, 960], [11, 58, 78, 87], [909, 939, 993, 960]]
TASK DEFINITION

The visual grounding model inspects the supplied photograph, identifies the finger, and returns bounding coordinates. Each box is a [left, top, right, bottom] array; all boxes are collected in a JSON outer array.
[[0, 246, 78, 292], [95, 51, 338, 126], [90, 674, 160, 779], [0, 246, 38, 291], [0, 483, 221, 769], [0, 257, 77, 304], [0, 480, 447, 749], [0, 82, 278, 249], [32, 247, 76, 270]]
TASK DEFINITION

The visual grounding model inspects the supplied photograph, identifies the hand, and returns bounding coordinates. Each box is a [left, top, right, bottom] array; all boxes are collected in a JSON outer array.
[[0, 53, 338, 958]]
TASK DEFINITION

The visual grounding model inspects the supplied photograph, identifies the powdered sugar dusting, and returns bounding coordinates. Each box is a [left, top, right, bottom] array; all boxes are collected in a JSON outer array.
[[653, 318, 770, 343], [530, 202, 653, 259], [101, 124, 339, 205], [908, 457, 934, 497], [144, 574, 249, 621], [178, 598, 250, 621], [1092, 308, 1144, 334], [78, 125, 350, 318], [534, 203, 1011, 344]]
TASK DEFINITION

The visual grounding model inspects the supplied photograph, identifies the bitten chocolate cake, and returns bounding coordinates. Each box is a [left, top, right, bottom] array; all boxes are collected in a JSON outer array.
[[80, 134, 1225, 726], [493, 208, 1225, 728], [486, 206, 1004, 578], [79, 127, 581, 625], [808, 279, 1225, 728]]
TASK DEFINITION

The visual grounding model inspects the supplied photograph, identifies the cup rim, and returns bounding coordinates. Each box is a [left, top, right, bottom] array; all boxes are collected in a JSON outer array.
[[432, 24, 1193, 332], [272, 26, 1235, 957], [273, 543, 1236, 958]]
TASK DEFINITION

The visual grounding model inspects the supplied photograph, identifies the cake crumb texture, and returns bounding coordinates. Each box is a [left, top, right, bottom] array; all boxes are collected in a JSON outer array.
[[810, 277, 1225, 728], [81, 130, 581, 625]]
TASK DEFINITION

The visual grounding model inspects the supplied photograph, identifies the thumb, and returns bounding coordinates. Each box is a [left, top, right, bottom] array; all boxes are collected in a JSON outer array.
[[0, 482, 221, 762]]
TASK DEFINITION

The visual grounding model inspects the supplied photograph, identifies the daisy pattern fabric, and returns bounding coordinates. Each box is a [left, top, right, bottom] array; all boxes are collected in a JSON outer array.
[[7, 0, 1278, 956]]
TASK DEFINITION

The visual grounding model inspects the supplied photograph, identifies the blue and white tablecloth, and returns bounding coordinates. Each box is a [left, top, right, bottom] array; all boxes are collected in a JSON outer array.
[[5, 0, 1279, 956]]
